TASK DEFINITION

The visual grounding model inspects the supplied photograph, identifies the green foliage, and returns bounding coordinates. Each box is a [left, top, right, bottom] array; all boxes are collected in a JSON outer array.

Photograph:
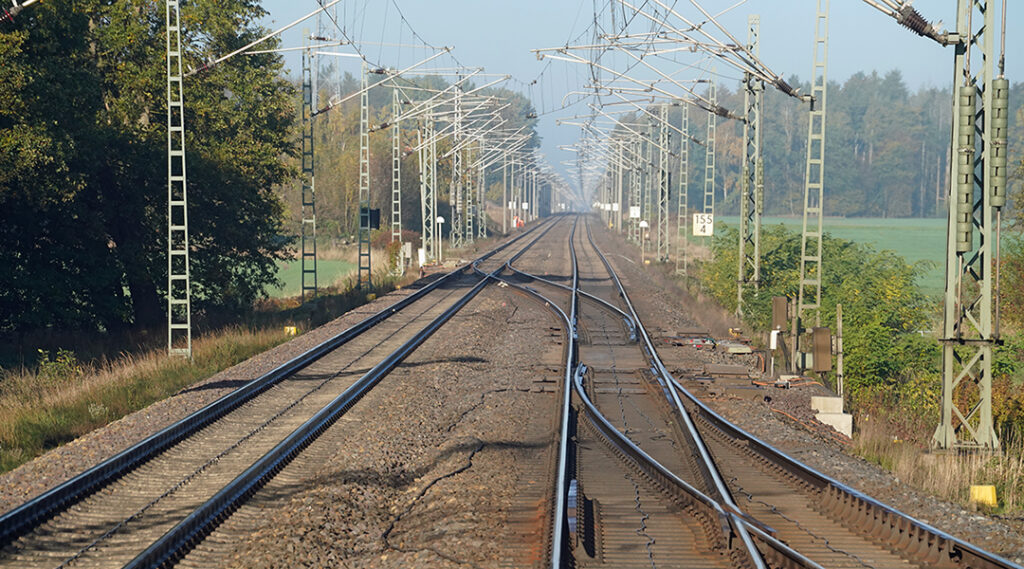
[[701, 224, 937, 393], [1002, 235, 1024, 331], [0, 0, 296, 335], [35, 349, 83, 384]]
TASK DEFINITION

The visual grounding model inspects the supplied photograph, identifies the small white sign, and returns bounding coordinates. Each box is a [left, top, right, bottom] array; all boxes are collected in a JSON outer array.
[[508, 201, 515, 209], [612, 203, 620, 212], [602, 203, 611, 211], [417, 247, 426, 267], [629, 206, 641, 219], [522, 202, 529, 210], [692, 213, 714, 236]]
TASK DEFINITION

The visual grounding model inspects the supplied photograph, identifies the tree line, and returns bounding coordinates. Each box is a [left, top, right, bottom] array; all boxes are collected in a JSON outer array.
[[0, 1, 542, 342], [646, 70, 1023, 219], [286, 65, 539, 241], [0, 1, 296, 337]]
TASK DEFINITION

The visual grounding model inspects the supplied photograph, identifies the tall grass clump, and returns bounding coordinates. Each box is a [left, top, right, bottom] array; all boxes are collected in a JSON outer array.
[[854, 419, 1024, 513]]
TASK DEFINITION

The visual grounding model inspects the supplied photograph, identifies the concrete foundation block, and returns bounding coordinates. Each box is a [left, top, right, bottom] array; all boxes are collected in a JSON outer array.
[[811, 395, 844, 414], [815, 412, 853, 438]]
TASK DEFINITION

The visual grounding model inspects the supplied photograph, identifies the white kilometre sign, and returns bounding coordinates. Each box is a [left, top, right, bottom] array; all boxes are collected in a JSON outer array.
[[692, 213, 714, 236], [629, 206, 641, 219]]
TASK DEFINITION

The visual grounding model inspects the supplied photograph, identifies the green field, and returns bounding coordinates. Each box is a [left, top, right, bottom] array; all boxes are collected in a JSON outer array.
[[719, 216, 947, 296], [271, 260, 357, 298]]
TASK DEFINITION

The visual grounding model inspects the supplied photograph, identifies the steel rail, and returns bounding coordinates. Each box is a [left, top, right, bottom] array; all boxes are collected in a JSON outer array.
[[471, 215, 577, 567], [571, 364, 813, 569], [551, 215, 578, 569], [586, 217, 1023, 569], [496, 215, 579, 568], [498, 220, 801, 568], [489, 261, 575, 568], [504, 264, 637, 341], [0, 219, 553, 548], [581, 217, 810, 568], [667, 371, 1024, 569], [122, 233, 547, 569]]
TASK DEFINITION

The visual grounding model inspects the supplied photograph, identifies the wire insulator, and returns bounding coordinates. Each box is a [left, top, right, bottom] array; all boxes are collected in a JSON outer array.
[[773, 78, 797, 98], [956, 86, 976, 253], [896, 6, 932, 37], [1, 8, 15, 24], [990, 78, 1010, 208]]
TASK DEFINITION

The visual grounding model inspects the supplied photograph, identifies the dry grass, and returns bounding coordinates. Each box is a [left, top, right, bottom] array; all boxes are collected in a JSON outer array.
[[854, 417, 1024, 513], [316, 245, 357, 262], [0, 327, 289, 473]]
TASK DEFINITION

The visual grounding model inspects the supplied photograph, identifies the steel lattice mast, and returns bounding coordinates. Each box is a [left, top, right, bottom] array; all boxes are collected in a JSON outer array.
[[300, 42, 318, 300], [676, 103, 690, 275], [502, 149, 509, 233], [418, 118, 438, 264], [738, 15, 764, 316], [417, 126, 429, 260], [630, 136, 642, 244], [615, 138, 624, 234], [657, 105, 670, 261], [465, 139, 475, 244], [450, 82, 465, 249], [531, 168, 538, 220], [390, 88, 403, 275], [477, 138, 487, 238], [357, 62, 372, 289], [643, 121, 654, 253], [166, 0, 192, 358], [934, 0, 1004, 451], [794, 0, 830, 370], [702, 77, 717, 217]]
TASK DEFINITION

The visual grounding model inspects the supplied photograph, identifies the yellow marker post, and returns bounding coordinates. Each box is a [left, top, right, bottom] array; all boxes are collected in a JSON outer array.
[[969, 485, 998, 508]]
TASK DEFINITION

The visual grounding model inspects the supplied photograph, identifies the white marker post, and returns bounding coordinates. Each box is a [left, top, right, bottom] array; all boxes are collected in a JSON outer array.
[[639, 220, 649, 265], [436, 216, 445, 264]]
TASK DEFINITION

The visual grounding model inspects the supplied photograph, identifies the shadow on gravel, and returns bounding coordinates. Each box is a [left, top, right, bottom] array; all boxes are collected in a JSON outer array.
[[176, 378, 252, 394], [405, 273, 446, 289], [270, 438, 550, 498], [398, 356, 487, 368]]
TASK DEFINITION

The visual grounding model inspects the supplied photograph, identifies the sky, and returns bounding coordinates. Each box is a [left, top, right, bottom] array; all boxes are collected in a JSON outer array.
[[259, 1, 1021, 193]]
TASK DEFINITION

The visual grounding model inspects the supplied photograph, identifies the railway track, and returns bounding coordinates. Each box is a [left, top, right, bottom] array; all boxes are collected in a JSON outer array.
[[0, 217, 561, 569], [505, 215, 1022, 569], [2, 212, 1020, 569]]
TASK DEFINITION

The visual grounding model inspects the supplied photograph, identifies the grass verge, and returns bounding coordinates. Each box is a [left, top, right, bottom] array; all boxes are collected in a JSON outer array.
[[0, 327, 290, 474], [0, 266, 411, 475], [853, 417, 1024, 513]]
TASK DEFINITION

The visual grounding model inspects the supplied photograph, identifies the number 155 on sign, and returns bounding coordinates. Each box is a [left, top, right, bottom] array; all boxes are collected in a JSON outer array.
[[692, 213, 714, 236]]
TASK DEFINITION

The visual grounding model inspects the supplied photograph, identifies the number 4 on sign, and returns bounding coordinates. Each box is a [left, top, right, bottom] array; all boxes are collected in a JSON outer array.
[[692, 213, 714, 236]]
